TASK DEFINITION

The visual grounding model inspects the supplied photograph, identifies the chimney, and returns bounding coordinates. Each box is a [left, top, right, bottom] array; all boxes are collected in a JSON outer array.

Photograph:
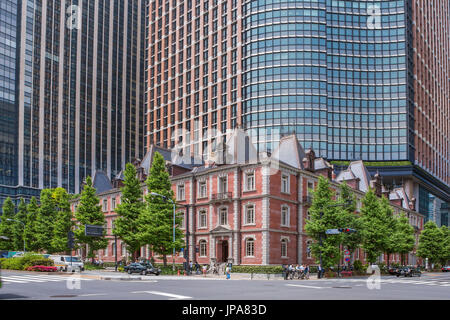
[[409, 197, 416, 211], [370, 172, 382, 197], [303, 149, 316, 172]]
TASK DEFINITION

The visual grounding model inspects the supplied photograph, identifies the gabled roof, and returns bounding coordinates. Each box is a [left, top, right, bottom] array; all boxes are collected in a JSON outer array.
[[389, 187, 410, 209], [271, 134, 305, 170], [335, 160, 371, 192], [314, 157, 333, 171], [92, 171, 113, 194]]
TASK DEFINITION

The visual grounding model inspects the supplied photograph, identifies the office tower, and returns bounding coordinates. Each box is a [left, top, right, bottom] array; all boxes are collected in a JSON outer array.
[[146, 0, 448, 225], [0, 0, 146, 208]]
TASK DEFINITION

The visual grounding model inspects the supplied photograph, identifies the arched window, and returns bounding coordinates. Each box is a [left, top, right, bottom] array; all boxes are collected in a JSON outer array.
[[281, 239, 288, 258], [281, 206, 289, 227], [199, 240, 207, 257], [199, 210, 207, 228], [219, 207, 228, 225], [246, 238, 255, 257], [306, 240, 312, 258], [245, 204, 255, 224]]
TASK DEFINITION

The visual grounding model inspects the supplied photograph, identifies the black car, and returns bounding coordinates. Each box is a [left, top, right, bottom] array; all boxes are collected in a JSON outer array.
[[442, 266, 450, 272], [395, 266, 421, 277], [124, 262, 161, 275], [140, 262, 161, 276]]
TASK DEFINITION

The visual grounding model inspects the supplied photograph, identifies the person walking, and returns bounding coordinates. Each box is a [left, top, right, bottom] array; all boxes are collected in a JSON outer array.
[[225, 265, 231, 280]]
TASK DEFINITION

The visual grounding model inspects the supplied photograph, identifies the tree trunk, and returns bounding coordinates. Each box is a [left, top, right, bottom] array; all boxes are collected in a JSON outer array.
[[163, 254, 167, 267], [386, 253, 390, 268]]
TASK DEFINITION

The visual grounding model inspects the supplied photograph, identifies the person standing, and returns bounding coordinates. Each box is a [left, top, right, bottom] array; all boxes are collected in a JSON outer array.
[[225, 265, 231, 279]]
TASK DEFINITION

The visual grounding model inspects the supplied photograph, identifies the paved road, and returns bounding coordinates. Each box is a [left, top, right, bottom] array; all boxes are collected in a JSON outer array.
[[0, 270, 449, 300]]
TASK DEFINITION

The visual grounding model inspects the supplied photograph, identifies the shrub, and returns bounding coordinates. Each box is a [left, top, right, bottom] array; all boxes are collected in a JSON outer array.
[[229, 265, 284, 274], [0, 258, 24, 270], [84, 262, 104, 270], [353, 260, 364, 272], [25, 266, 57, 272], [0, 255, 54, 270]]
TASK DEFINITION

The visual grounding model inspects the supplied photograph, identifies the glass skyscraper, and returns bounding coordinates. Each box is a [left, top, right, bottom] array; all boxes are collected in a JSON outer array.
[[242, 0, 409, 162], [0, 0, 147, 209], [147, 0, 448, 225]]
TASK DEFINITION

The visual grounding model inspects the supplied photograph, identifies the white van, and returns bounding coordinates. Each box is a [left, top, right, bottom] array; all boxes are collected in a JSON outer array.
[[49, 255, 84, 272]]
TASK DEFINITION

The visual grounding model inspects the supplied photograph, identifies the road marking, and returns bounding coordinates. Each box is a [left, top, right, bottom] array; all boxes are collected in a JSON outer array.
[[2, 276, 48, 283], [286, 284, 326, 289], [0, 278, 28, 283], [131, 291, 192, 300], [79, 293, 108, 297]]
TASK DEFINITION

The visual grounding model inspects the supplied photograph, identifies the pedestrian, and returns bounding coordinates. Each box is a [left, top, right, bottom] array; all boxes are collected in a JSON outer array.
[[202, 264, 207, 277], [225, 265, 231, 279], [317, 265, 322, 279]]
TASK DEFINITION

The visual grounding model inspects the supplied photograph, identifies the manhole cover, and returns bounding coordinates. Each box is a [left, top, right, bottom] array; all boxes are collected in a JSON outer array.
[[50, 295, 78, 298]]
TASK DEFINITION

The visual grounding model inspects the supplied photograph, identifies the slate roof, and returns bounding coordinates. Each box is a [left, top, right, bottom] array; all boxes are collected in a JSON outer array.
[[271, 134, 306, 170], [389, 187, 410, 209], [92, 171, 113, 194], [335, 160, 371, 192]]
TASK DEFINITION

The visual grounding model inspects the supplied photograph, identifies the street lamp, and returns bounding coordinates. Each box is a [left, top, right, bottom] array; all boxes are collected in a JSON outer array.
[[7, 218, 25, 253], [318, 200, 352, 279], [150, 192, 176, 271]]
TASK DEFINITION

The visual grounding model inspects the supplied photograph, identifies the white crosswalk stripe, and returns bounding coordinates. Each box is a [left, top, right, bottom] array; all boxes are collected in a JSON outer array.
[[1, 274, 93, 284]]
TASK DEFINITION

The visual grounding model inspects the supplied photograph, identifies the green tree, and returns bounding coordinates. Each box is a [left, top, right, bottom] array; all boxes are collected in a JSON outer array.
[[439, 226, 450, 266], [417, 221, 445, 268], [336, 182, 363, 265], [11, 198, 28, 251], [304, 176, 341, 269], [112, 163, 145, 262], [24, 197, 40, 252], [379, 196, 398, 267], [0, 198, 15, 250], [391, 213, 416, 266], [74, 176, 108, 262], [360, 188, 387, 264], [51, 188, 74, 254], [138, 152, 185, 267], [35, 189, 57, 253]]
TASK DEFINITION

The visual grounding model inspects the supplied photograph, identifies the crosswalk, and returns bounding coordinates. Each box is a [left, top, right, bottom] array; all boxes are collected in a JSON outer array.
[[318, 278, 450, 287], [1, 274, 94, 285]]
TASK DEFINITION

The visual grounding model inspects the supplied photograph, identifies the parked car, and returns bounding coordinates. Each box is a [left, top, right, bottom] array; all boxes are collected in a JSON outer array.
[[140, 262, 161, 275], [395, 266, 421, 277], [442, 266, 450, 272], [49, 255, 84, 272], [124, 262, 161, 275]]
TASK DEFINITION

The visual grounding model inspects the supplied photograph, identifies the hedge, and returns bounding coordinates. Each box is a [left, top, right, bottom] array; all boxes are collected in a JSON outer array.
[[331, 161, 412, 167], [0, 254, 54, 271]]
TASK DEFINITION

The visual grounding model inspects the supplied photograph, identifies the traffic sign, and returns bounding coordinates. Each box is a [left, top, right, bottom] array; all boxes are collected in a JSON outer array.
[[325, 229, 340, 235], [344, 250, 350, 256], [345, 257, 350, 262], [85, 225, 104, 237]]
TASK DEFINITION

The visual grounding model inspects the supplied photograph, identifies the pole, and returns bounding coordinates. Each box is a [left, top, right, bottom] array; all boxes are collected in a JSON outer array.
[[173, 202, 176, 272], [319, 211, 323, 279], [115, 235, 118, 272]]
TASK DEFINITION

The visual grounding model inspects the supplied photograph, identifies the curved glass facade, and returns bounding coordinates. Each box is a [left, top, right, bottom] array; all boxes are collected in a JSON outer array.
[[241, 0, 408, 161]]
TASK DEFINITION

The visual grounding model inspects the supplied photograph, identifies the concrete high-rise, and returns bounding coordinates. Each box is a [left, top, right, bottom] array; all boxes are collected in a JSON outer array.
[[146, 0, 449, 225], [0, 0, 146, 208]]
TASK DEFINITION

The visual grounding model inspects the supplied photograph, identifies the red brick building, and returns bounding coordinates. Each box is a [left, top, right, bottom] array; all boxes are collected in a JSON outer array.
[[71, 135, 425, 266]]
